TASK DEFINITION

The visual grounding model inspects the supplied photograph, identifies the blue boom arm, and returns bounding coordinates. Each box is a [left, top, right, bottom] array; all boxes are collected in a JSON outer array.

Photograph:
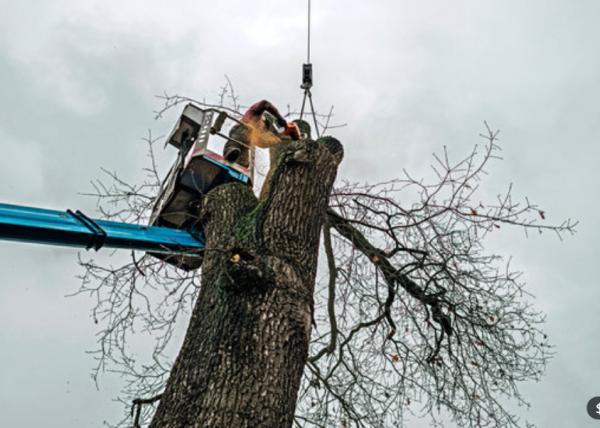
[[0, 203, 204, 254]]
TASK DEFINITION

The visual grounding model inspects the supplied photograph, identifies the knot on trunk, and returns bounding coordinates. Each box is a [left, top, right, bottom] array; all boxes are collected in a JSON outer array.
[[222, 249, 273, 292]]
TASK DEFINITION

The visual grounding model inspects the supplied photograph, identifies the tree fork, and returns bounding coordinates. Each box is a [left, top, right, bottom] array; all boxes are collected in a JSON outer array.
[[150, 136, 343, 428]]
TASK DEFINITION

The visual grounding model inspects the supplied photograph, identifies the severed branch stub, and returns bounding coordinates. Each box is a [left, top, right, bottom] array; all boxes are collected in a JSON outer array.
[[223, 249, 272, 292]]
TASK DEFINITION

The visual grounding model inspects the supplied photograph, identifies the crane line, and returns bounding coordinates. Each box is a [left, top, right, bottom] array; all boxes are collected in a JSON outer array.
[[299, 0, 320, 138], [307, 0, 311, 63]]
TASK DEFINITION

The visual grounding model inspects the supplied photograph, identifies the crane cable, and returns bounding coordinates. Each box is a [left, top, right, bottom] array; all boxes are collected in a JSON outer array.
[[307, 0, 311, 63], [299, 0, 320, 138]]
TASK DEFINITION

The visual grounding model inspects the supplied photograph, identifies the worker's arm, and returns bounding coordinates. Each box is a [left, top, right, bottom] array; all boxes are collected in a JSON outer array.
[[251, 131, 283, 148], [243, 100, 287, 128]]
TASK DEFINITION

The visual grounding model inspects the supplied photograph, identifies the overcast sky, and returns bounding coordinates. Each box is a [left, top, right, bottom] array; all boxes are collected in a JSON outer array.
[[1, 1, 599, 427]]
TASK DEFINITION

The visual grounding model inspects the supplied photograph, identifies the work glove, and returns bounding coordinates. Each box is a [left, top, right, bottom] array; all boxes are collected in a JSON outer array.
[[276, 117, 287, 129], [284, 122, 301, 140]]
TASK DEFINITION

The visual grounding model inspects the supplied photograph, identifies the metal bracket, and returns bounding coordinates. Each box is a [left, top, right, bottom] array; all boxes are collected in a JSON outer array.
[[67, 209, 107, 250]]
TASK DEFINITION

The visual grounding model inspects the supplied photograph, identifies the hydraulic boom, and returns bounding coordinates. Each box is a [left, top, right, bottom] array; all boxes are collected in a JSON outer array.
[[0, 202, 204, 254]]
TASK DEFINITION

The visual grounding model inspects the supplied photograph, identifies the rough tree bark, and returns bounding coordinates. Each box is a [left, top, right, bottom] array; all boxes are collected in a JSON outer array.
[[150, 136, 344, 427]]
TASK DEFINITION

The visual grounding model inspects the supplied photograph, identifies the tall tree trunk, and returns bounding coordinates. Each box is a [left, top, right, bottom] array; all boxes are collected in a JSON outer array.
[[150, 137, 343, 428]]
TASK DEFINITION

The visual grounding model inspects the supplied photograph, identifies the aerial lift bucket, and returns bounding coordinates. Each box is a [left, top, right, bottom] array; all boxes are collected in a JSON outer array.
[[147, 104, 253, 270]]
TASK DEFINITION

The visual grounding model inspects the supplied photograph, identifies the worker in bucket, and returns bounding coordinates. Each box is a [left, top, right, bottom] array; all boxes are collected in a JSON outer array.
[[224, 100, 301, 167]]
